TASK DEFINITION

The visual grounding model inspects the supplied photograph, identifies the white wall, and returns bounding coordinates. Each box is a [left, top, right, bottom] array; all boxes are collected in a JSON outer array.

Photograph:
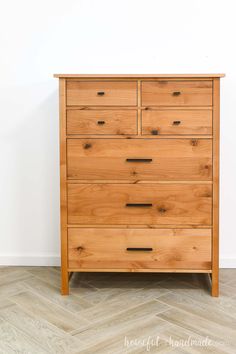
[[0, 0, 234, 266]]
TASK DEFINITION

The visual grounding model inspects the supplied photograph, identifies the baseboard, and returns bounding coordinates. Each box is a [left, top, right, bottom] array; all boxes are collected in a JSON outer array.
[[0, 255, 60, 266], [220, 257, 236, 268], [0, 255, 236, 268]]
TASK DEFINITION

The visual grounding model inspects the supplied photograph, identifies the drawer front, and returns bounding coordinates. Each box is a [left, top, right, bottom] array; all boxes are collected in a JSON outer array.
[[67, 139, 212, 181], [68, 184, 212, 225], [142, 81, 212, 106], [142, 110, 212, 135], [67, 109, 137, 135], [67, 81, 137, 106], [68, 228, 212, 270]]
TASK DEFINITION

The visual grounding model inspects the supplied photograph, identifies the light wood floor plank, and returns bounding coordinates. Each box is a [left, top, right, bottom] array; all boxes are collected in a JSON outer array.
[[157, 308, 236, 352], [0, 281, 29, 299], [10, 291, 89, 332], [78, 287, 170, 323], [0, 317, 48, 353], [157, 292, 236, 329], [0, 269, 32, 285], [125, 322, 231, 354], [219, 269, 236, 285], [155, 325, 231, 354], [0, 299, 15, 310], [0, 304, 83, 354], [76, 316, 171, 354], [0, 267, 236, 353], [22, 276, 92, 313], [75, 272, 172, 290], [163, 285, 236, 320], [0, 343, 16, 354], [26, 267, 61, 287], [73, 300, 169, 341]]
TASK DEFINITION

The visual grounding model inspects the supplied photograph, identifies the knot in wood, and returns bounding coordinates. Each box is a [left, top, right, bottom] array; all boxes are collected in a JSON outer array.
[[158, 207, 167, 213], [191, 139, 198, 146], [84, 143, 92, 149], [76, 246, 84, 251]]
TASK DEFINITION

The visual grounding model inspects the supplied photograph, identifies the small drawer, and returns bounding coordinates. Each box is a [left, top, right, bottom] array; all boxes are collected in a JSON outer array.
[[68, 228, 212, 270], [67, 81, 137, 106], [67, 138, 212, 181], [142, 109, 212, 135], [67, 109, 137, 135], [67, 183, 212, 225], [142, 80, 212, 106]]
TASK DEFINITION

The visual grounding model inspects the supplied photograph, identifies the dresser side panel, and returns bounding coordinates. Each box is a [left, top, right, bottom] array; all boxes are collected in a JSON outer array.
[[59, 78, 69, 295], [212, 78, 220, 296]]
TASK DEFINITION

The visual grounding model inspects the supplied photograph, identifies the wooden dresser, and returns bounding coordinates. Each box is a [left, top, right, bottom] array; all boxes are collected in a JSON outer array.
[[54, 74, 224, 296]]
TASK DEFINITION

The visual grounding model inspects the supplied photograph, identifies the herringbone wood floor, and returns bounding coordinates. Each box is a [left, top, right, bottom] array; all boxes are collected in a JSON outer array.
[[0, 267, 236, 353]]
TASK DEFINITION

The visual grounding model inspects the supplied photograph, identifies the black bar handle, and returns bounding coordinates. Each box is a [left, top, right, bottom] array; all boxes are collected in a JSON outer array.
[[126, 203, 152, 207], [173, 120, 181, 125], [97, 91, 105, 96], [172, 91, 181, 96], [97, 120, 105, 125], [151, 129, 159, 135], [126, 247, 153, 251], [126, 158, 152, 163]]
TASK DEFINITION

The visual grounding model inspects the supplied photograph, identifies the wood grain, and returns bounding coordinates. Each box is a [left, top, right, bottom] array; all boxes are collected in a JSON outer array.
[[68, 228, 211, 270], [74, 300, 169, 343], [142, 81, 213, 106], [1, 267, 235, 352], [158, 308, 236, 350], [157, 292, 236, 329], [67, 109, 137, 135], [54, 74, 224, 296], [67, 138, 212, 181], [67, 183, 212, 225], [0, 317, 47, 353], [142, 109, 212, 135], [67, 81, 137, 106], [212, 78, 220, 297], [0, 305, 83, 353], [10, 291, 89, 332], [22, 277, 91, 312], [59, 78, 69, 295], [77, 289, 171, 323]]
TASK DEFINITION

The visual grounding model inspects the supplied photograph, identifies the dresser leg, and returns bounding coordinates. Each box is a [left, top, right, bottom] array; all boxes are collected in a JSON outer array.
[[211, 271, 219, 297], [61, 269, 69, 295]]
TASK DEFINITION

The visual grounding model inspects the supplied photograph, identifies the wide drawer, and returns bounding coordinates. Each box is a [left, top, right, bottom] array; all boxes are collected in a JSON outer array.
[[142, 109, 212, 135], [67, 139, 212, 181], [68, 228, 212, 270], [67, 81, 137, 106], [67, 184, 212, 225], [142, 81, 212, 106], [67, 109, 137, 135]]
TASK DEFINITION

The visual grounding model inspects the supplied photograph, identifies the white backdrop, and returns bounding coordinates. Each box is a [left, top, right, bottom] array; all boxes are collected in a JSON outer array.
[[0, 0, 234, 266]]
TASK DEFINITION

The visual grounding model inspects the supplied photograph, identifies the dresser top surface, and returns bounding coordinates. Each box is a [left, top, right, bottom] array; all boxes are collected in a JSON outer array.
[[54, 73, 225, 79]]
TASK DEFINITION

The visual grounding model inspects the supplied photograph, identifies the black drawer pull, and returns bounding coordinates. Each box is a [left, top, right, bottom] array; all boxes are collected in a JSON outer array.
[[97, 91, 105, 96], [126, 203, 152, 207], [97, 120, 105, 125], [127, 247, 153, 252], [151, 129, 159, 135], [126, 158, 152, 163], [172, 91, 181, 96], [173, 120, 181, 125]]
